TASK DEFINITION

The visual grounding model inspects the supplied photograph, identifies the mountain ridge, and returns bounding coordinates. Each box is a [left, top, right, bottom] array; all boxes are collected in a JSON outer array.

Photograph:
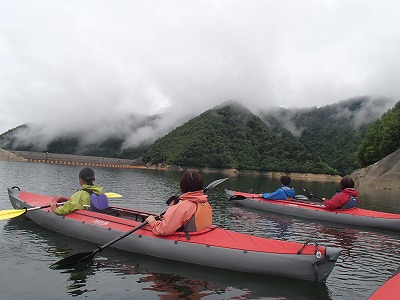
[[0, 96, 397, 175]]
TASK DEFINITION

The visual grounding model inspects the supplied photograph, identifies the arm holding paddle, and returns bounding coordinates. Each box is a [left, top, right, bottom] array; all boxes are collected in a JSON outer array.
[[51, 167, 107, 215], [50, 176, 228, 269], [145, 171, 214, 236], [303, 177, 359, 210], [50, 193, 87, 215]]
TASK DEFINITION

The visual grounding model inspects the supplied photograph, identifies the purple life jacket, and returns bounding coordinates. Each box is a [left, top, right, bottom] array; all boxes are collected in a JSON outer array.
[[83, 189, 109, 212]]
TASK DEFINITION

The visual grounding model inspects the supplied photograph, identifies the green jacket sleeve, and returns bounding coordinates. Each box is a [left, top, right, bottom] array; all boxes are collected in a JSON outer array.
[[54, 190, 90, 215]]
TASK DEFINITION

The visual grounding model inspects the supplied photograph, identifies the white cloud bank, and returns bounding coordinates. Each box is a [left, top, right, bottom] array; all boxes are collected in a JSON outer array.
[[1, 0, 400, 146]]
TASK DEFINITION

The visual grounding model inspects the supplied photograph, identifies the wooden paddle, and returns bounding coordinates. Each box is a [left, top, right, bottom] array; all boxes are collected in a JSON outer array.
[[0, 192, 123, 221], [50, 177, 229, 269]]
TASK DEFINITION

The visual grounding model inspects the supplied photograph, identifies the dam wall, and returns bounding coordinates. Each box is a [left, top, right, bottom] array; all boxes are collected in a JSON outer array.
[[10, 150, 146, 169]]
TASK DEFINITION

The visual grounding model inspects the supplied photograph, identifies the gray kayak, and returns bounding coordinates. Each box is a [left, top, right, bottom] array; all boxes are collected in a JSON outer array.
[[7, 187, 341, 282], [226, 189, 400, 231]]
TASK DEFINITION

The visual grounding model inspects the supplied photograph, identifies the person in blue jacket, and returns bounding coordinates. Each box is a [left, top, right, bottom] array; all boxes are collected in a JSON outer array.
[[260, 176, 295, 200]]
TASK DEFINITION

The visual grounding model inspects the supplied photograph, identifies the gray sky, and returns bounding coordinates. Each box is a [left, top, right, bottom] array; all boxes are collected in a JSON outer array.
[[1, 1, 400, 146]]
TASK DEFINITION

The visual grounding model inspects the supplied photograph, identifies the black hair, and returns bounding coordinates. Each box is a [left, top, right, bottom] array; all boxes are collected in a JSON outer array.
[[79, 167, 95, 185], [180, 170, 203, 193], [280, 175, 291, 186], [340, 177, 354, 190]]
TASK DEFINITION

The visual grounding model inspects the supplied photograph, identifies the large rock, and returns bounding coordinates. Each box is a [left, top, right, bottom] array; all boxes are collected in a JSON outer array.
[[0, 148, 28, 162], [352, 148, 400, 190]]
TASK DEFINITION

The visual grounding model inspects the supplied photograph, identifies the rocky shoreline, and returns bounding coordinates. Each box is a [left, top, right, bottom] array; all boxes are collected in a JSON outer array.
[[162, 166, 342, 182], [351, 148, 400, 191]]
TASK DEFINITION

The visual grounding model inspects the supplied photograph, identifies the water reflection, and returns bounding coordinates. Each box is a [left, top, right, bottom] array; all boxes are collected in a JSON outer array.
[[359, 185, 400, 212], [59, 256, 332, 300], [63, 263, 97, 296], [228, 206, 293, 239]]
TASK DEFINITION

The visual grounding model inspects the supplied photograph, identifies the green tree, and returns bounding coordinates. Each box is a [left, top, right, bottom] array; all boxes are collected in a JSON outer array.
[[356, 101, 400, 166]]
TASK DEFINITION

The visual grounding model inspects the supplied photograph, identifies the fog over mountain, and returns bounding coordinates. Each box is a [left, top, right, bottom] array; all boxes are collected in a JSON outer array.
[[2, 1, 400, 146], [1, 96, 396, 157], [261, 97, 395, 137]]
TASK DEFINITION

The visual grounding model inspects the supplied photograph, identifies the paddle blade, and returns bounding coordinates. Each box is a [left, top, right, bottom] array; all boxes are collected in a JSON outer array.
[[105, 192, 123, 198], [229, 195, 247, 200], [50, 251, 96, 269], [302, 187, 313, 198], [0, 209, 26, 220], [203, 177, 229, 193]]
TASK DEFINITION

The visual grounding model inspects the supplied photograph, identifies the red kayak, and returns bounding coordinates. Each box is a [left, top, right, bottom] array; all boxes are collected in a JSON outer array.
[[369, 268, 400, 299], [7, 186, 341, 282], [226, 189, 400, 231]]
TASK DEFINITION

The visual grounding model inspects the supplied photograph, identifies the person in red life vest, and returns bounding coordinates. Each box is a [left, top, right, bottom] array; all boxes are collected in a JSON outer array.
[[145, 170, 212, 235], [323, 177, 360, 210]]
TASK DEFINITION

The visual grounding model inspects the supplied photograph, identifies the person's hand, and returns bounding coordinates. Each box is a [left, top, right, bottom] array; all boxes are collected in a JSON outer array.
[[145, 215, 156, 224], [50, 202, 58, 212], [50, 196, 69, 212]]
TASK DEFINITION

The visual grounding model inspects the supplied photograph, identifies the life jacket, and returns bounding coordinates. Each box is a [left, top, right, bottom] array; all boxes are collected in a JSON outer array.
[[182, 202, 212, 232], [339, 196, 358, 209], [83, 189, 109, 212]]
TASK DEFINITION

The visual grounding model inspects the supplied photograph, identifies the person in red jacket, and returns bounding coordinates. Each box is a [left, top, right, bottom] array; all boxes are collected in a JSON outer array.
[[145, 170, 212, 235], [323, 177, 360, 210]]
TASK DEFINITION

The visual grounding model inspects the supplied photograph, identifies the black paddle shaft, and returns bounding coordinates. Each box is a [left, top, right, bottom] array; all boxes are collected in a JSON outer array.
[[302, 187, 324, 201], [50, 177, 229, 269], [50, 218, 156, 269]]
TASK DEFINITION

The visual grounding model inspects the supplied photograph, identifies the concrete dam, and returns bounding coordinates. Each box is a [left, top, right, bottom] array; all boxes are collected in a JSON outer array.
[[10, 150, 147, 169]]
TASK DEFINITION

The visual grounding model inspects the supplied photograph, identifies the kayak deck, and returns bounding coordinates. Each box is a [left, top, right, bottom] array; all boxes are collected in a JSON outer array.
[[15, 190, 324, 255]]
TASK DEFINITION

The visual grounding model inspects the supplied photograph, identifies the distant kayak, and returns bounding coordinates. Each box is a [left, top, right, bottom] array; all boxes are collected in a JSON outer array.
[[369, 267, 400, 299], [226, 189, 400, 231], [7, 186, 341, 282]]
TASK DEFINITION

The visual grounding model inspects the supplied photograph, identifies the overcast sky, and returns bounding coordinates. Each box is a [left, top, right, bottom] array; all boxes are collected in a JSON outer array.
[[1, 1, 400, 143]]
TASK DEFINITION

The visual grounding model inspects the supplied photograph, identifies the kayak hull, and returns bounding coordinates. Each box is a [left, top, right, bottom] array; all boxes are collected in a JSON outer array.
[[226, 189, 400, 230], [8, 187, 341, 282]]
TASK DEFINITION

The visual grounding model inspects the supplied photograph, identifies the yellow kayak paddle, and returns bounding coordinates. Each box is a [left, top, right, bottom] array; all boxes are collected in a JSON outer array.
[[0, 192, 122, 221]]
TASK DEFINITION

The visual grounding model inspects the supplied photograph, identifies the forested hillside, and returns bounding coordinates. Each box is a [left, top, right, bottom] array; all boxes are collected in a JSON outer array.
[[356, 100, 400, 166], [143, 103, 337, 174], [259, 97, 393, 175], [0, 97, 397, 176]]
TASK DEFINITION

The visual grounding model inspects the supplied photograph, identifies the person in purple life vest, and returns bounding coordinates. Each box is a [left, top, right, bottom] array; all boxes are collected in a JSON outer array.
[[50, 167, 108, 215]]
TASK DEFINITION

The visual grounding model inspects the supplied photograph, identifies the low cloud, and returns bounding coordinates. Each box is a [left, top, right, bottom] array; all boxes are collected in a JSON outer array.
[[1, 1, 400, 145]]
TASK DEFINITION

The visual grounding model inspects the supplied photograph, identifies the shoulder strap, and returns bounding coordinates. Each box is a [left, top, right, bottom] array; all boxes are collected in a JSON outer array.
[[82, 188, 93, 194]]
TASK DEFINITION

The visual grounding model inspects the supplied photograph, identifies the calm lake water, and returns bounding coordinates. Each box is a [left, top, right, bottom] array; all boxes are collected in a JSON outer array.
[[1, 161, 399, 300]]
